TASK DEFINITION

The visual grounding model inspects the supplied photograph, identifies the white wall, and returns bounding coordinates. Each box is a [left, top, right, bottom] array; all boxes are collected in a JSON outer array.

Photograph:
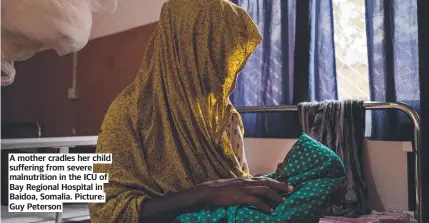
[[90, 0, 166, 40], [244, 138, 411, 212]]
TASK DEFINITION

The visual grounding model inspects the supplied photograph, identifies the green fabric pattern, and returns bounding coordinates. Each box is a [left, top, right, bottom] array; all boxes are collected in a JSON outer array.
[[177, 133, 346, 223]]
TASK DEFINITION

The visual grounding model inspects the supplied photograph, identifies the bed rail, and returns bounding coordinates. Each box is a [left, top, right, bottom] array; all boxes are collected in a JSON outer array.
[[1, 136, 98, 150], [236, 101, 422, 223]]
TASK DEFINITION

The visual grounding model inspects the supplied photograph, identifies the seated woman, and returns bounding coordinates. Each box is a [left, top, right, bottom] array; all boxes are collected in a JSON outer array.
[[88, 0, 346, 222]]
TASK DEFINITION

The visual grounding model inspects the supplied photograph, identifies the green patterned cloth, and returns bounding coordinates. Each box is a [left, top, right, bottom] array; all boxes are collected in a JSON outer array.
[[177, 133, 346, 223]]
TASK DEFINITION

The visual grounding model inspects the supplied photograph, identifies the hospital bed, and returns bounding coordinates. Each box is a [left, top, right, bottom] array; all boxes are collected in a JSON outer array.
[[1, 101, 422, 223]]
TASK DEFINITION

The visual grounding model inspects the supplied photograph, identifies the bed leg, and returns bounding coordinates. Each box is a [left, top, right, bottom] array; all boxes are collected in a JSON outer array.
[[55, 212, 63, 223]]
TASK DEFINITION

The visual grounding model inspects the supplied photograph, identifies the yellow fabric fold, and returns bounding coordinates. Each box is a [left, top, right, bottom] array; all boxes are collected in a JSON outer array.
[[89, 0, 262, 222]]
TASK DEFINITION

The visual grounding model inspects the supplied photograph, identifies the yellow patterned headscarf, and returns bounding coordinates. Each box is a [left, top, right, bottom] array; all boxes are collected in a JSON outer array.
[[89, 0, 261, 222]]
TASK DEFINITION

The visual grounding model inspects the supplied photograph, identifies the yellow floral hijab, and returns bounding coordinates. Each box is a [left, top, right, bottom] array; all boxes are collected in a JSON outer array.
[[89, 0, 262, 222]]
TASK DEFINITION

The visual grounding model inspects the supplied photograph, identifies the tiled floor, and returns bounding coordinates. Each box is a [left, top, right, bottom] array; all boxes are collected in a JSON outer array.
[[1, 204, 89, 223]]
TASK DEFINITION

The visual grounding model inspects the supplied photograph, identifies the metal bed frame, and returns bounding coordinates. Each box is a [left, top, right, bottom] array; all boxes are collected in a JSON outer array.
[[1, 101, 422, 223], [236, 101, 422, 223]]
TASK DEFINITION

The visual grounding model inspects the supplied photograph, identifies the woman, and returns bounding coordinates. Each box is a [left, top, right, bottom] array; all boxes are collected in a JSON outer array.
[[89, 0, 346, 222]]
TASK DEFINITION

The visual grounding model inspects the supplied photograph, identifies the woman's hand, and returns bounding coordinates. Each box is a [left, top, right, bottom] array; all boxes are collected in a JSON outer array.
[[140, 177, 293, 222], [198, 177, 294, 213]]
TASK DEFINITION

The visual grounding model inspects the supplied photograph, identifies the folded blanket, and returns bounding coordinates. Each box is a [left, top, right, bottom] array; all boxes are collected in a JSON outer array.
[[319, 211, 417, 223], [298, 100, 368, 217], [177, 133, 346, 223]]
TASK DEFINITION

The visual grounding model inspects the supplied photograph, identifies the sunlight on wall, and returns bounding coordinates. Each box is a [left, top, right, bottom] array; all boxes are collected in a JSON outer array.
[[90, 0, 167, 39]]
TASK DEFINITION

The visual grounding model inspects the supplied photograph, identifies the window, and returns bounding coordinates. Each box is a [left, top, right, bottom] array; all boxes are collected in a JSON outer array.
[[333, 0, 372, 136], [333, 0, 370, 101]]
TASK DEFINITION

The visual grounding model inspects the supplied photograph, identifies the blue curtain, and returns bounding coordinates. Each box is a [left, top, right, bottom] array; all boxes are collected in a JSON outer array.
[[365, 0, 420, 141], [230, 0, 338, 138]]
